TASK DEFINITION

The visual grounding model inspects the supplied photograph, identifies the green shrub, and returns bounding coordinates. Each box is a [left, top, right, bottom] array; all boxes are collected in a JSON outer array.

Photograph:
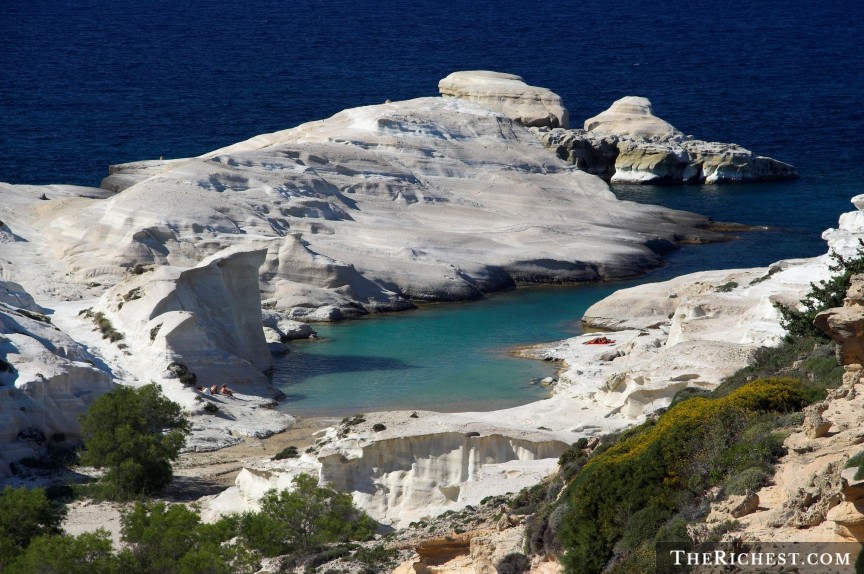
[[79, 384, 190, 499], [122, 287, 143, 302], [605, 541, 656, 574], [4, 530, 117, 574], [238, 474, 376, 558], [167, 362, 197, 386], [119, 502, 255, 574], [342, 414, 366, 427], [714, 337, 842, 400], [372, 423, 386, 432], [353, 544, 398, 566], [304, 545, 352, 569], [91, 312, 124, 343], [203, 402, 219, 414], [715, 281, 738, 293], [0, 486, 66, 570], [273, 446, 299, 460], [723, 466, 772, 495], [620, 506, 673, 551], [15, 308, 52, 324]]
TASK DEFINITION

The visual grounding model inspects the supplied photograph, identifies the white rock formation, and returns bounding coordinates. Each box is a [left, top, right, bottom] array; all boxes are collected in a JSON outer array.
[[25, 96, 719, 319], [534, 96, 797, 184], [438, 70, 569, 129], [584, 96, 681, 139]]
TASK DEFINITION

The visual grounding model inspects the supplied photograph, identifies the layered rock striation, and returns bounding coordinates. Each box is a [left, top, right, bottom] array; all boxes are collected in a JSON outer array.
[[438, 70, 569, 129], [533, 96, 798, 184]]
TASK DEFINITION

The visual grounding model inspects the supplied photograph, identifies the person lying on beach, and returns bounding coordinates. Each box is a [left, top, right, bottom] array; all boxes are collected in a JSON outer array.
[[220, 384, 234, 397], [583, 336, 615, 345]]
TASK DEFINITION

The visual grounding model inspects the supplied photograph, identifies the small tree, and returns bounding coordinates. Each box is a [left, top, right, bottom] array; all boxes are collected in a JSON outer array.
[[239, 474, 376, 558], [79, 384, 190, 498], [0, 486, 66, 569], [775, 240, 864, 340]]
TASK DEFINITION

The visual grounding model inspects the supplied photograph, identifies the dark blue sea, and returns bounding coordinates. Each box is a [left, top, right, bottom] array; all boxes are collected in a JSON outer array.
[[2, 0, 863, 414]]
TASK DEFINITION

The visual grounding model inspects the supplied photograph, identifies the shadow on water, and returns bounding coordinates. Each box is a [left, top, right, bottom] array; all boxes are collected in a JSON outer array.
[[272, 352, 414, 379]]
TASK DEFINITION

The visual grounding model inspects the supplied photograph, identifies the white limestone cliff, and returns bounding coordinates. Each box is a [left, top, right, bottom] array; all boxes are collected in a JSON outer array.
[[204, 413, 568, 528], [90, 246, 294, 450], [24, 95, 720, 320]]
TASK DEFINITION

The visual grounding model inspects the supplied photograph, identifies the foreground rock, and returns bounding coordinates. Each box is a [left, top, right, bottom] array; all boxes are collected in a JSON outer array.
[[534, 96, 798, 184], [438, 70, 569, 129], [204, 411, 568, 528], [697, 273, 864, 546]]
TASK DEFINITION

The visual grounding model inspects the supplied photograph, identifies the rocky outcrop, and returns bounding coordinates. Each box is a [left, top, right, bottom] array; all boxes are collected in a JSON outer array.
[[533, 96, 797, 184], [318, 431, 567, 527], [815, 273, 864, 365], [0, 283, 113, 477], [17, 92, 724, 320], [438, 70, 569, 129], [96, 246, 273, 381], [583, 96, 680, 139], [394, 527, 533, 574]]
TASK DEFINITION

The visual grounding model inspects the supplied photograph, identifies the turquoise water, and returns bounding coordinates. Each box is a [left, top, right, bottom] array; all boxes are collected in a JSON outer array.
[[273, 285, 611, 416]]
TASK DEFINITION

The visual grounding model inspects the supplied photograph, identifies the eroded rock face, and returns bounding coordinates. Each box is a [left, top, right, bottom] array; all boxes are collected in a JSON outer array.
[[439, 70, 569, 129], [204, 414, 568, 529], [533, 96, 797, 184], [318, 432, 567, 526], [95, 246, 274, 393]]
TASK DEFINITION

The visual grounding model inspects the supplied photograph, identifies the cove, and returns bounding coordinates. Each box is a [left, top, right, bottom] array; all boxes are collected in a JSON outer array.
[[273, 182, 832, 417]]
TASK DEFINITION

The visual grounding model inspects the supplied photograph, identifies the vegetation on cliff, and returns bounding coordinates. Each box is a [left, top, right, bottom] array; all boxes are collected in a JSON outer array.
[[511, 252, 859, 573], [774, 240, 864, 340]]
